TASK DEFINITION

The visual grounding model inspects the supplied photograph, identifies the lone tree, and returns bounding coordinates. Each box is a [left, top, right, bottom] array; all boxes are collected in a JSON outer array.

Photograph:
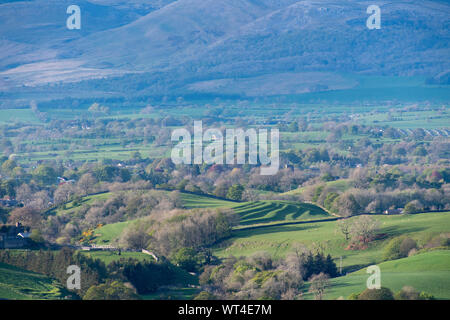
[[336, 219, 351, 241], [227, 184, 244, 201], [349, 215, 380, 244]]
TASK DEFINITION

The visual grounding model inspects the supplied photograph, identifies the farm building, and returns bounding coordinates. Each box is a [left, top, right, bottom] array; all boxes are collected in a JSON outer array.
[[0, 196, 19, 207], [384, 208, 403, 215], [0, 222, 31, 249]]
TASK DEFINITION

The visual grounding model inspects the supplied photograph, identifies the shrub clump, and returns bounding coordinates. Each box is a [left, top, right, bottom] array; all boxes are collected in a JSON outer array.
[[358, 287, 395, 300], [383, 236, 417, 261]]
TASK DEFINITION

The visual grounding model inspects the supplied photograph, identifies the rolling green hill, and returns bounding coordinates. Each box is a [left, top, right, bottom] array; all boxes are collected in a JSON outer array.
[[47, 192, 113, 217], [179, 192, 238, 209], [91, 192, 329, 245], [320, 250, 450, 300], [0, 262, 71, 300], [214, 212, 450, 272], [284, 179, 351, 196]]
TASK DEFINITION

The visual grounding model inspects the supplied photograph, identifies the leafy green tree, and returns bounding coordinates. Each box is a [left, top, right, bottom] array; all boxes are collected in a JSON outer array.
[[324, 192, 339, 211], [33, 165, 57, 185], [227, 184, 244, 201], [83, 281, 140, 300], [0, 179, 16, 198], [1, 159, 17, 174], [403, 200, 423, 214], [170, 247, 199, 272], [176, 179, 188, 191], [93, 165, 131, 182], [383, 237, 403, 261], [215, 212, 234, 239], [383, 236, 417, 261]]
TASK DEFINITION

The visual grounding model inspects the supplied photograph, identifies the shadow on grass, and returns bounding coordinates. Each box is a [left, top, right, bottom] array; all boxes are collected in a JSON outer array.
[[231, 224, 316, 239], [379, 225, 427, 238], [343, 263, 375, 274]]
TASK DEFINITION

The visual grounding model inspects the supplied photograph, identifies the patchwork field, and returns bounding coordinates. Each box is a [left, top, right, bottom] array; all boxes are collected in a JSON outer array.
[[0, 108, 41, 124]]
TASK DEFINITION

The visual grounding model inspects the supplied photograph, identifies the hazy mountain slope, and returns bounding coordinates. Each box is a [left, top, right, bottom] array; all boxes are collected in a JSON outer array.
[[67, 0, 299, 69], [0, 0, 448, 96], [62, 0, 450, 94], [175, 0, 450, 94], [88, 0, 178, 15], [0, 0, 140, 70]]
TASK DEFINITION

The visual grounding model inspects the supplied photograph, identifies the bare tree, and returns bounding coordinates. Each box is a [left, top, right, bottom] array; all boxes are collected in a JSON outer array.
[[349, 215, 380, 244], [77, 173, 97, 195], [54, 183, 77, 205], [336, 218, 351, 241], [8, 207, 42, 228], [308, 272, 329, 300]]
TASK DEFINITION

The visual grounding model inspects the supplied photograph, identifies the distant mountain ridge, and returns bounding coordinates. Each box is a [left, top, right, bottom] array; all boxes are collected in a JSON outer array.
[[0, 0, 449, 96]]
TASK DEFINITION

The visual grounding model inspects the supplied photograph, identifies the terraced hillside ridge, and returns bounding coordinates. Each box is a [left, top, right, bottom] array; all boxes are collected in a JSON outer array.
[[321, 250, 450, 300], [0, 262, 70, 300], [89, 193, 329, 245], [233, 200, 330, 227]]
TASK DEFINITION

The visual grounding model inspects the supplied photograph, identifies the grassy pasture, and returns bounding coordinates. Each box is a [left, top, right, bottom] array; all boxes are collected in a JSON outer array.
[[0, 108, 41, 124], [179, 193, 238, 209], [214, 212, 450, 272], [284, 179, 351, 195], [0, 262, 69, 300], [93, 220, 133, 244], [79, 250, 154, 265], [317, 250, 450, 300]]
